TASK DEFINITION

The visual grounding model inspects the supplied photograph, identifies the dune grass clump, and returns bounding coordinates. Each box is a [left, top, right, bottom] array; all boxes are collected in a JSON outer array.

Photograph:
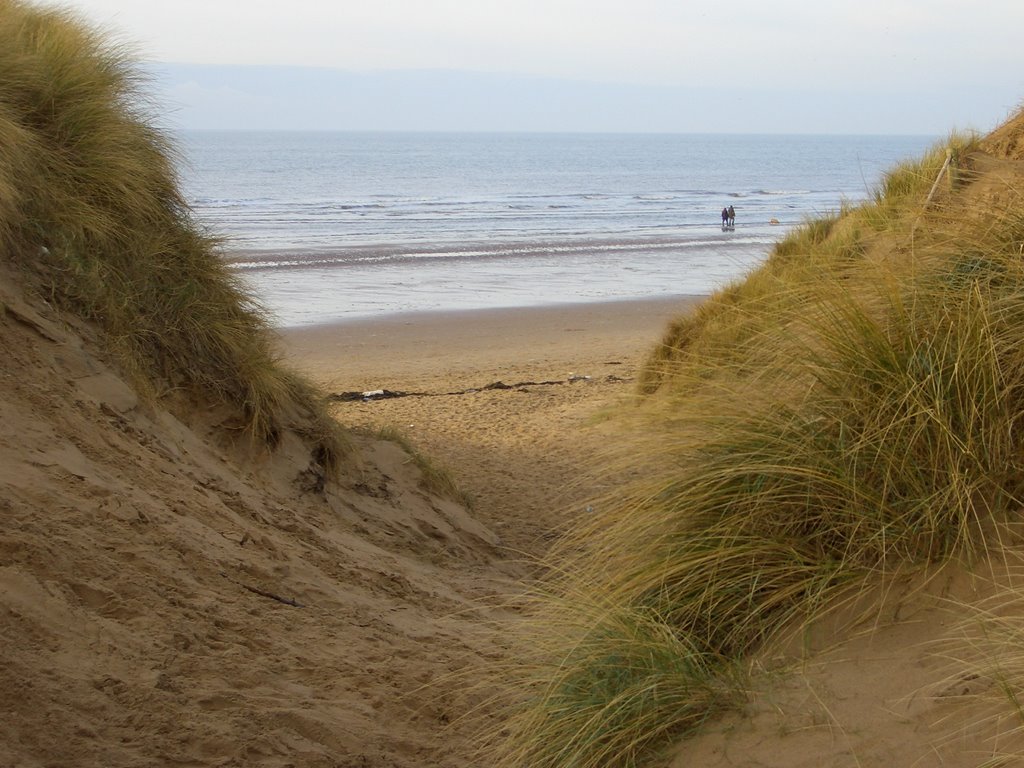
[[491, 592, 736, 768], [639, 133, 980, 395], [489, 126, 1024, 767], [863, 133, 974, 230], [0, 0, 346, 469]]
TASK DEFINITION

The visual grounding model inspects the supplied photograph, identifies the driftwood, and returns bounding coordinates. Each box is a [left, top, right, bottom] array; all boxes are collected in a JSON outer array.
[[221, 572, 303, 608], [240, 583, 303, 608]]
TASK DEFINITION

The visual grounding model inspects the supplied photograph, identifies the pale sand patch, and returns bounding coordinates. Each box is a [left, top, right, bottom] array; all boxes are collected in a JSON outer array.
[[279, 296, 702, 557]]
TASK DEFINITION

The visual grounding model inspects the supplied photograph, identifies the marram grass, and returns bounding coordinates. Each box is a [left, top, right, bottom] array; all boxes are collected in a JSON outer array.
[[490, 590, 737, 768], [638, 132, 980, 394], [487, 127, 1024, 767], [0, 0, 347, 469]]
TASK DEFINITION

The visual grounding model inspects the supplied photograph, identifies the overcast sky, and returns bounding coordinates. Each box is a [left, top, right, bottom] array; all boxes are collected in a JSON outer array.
[[35, 0, 1024, 134]]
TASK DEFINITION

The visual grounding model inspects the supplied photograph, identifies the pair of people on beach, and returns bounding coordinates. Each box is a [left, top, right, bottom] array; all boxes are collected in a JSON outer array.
[[721, 205, 735, 229]]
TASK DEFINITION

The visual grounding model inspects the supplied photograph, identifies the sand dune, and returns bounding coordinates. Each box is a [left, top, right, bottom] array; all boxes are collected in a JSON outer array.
[[0, 265, 507, 767], [0, 265, 693, 766], [6, 258, 1024, 766]]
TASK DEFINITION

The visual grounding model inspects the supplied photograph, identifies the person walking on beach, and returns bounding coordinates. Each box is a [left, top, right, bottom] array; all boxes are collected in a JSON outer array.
[[721, 206, 729, 229], [727, 205, 735, 228]]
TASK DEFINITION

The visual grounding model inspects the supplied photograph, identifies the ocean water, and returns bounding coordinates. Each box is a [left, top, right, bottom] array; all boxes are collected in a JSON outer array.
[[175, 131, 936, 327]]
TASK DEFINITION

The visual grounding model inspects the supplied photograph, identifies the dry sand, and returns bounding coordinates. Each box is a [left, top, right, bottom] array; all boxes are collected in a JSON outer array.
[[0, 280, 699, 767], [279, 296, 700, 557]]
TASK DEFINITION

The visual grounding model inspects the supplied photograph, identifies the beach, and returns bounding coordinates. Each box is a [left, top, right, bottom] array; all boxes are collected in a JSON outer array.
[[7, 5, 1021, 765], [184, 131, 935, 327], [279, 295, 702, 554]]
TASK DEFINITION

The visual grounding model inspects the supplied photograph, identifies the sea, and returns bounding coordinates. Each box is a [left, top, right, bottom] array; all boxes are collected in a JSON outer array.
[[174, 131, 936, 327]]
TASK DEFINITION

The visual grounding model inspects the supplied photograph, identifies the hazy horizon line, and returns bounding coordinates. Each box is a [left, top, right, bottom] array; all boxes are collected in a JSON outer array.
[[148, 62, 1017, 136]]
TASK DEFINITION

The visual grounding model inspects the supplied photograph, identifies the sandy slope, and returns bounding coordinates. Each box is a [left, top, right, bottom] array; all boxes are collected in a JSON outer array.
[[667, 561, 1024, 767], [0, 267, 515, 767], [0, 265, 693, 767]]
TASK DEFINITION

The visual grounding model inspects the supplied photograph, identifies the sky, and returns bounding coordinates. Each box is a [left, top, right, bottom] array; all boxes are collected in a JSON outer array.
[[34, 0, 1024, 134]]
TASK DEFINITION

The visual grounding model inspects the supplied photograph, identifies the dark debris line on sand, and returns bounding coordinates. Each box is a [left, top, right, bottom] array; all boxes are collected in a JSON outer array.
[[328, 374, 631, 403]]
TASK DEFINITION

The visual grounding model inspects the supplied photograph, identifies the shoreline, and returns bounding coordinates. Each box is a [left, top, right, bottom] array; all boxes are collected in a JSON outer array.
[[277, 293, 704, 392], [277, 292, 706, 330]]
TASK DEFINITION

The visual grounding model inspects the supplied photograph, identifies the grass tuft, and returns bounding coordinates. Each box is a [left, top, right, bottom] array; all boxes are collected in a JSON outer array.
[[0, 0, 347, 471], [486, 587, 739, 768]]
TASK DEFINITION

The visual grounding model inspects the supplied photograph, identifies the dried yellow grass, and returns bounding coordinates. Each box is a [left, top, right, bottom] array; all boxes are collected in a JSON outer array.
[[0, 0, 347, 470], [486, 124, 1024, 767]]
